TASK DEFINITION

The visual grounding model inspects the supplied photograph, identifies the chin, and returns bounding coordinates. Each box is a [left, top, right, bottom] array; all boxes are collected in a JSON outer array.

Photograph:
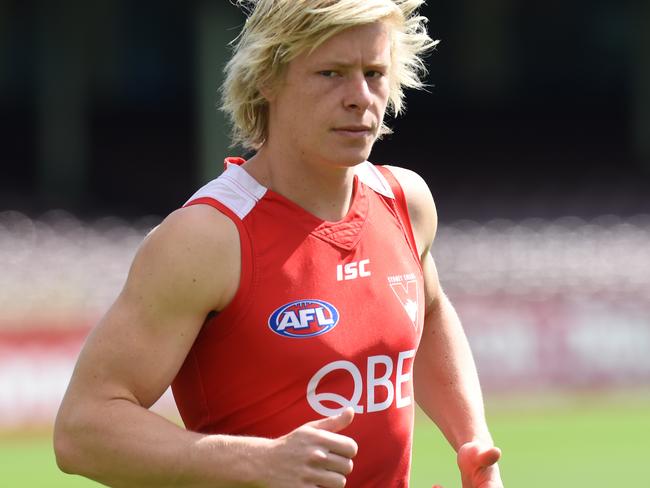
[[329, 146, 374, 168]]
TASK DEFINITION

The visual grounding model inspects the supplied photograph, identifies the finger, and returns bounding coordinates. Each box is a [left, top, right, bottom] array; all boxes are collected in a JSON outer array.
[[309, 467, 347, 488], [312, 429, 358, 459], [308, 407, 355, 433], [305, 408, 357, 458], [319, 451, 354, 476], [477, 446, 501, 467], [458, 441, 501, 466]]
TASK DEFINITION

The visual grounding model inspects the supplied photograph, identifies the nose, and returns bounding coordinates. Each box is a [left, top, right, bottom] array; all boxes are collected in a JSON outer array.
[[342, 72, 372, 112]]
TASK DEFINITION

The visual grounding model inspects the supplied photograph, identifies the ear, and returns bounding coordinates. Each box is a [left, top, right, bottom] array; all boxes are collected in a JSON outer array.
[[258, 82, 276, 103], [258, 63, 288, 103]]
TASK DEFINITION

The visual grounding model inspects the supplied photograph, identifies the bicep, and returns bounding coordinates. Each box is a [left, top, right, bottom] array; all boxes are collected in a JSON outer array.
[[71, 288, 205, 409], [64, 207, 239, 409]]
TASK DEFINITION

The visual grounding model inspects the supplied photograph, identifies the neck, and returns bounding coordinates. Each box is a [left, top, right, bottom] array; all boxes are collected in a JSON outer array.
[[244, 144, 357, 222]]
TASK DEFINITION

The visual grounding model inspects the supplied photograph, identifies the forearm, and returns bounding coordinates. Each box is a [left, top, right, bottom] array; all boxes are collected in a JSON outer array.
[[414, 292, 493, 451], [54, 396, 267, 487]]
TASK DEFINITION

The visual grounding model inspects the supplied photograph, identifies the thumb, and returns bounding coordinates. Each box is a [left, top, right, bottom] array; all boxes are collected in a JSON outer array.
[[477, 446, 501, 467], [308, 407, 355, 433], [458, 442, 501, 469]]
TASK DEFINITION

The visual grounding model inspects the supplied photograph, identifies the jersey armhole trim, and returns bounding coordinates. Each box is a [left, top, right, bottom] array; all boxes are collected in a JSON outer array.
[[375, 166, 422, 271], [183, 197, 255, 333]]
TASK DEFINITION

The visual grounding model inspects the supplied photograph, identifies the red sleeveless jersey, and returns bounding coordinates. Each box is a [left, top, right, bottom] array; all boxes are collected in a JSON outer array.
[[172, 158, 424, 487]]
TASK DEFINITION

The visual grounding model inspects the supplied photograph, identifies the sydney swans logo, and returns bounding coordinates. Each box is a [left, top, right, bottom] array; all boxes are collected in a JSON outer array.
[[387, 273, 419, 327]]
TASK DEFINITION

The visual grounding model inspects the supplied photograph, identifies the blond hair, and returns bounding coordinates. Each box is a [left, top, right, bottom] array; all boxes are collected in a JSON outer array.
[[222, 0, 437, 150]]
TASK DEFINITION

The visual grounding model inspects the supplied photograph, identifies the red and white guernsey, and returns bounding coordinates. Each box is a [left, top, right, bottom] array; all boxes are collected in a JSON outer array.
[[172, 157, 425, 487]]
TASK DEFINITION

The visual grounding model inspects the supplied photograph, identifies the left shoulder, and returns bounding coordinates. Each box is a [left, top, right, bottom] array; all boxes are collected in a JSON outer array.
[[382, 165, 438, 257]]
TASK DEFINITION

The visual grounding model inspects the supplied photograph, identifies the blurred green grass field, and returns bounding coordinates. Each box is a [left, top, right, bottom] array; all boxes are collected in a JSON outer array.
[[411, 394, 650, 487], [2, 394, 648, 487]]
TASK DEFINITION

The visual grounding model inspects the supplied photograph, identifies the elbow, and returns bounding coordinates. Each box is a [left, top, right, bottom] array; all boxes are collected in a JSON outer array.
[[53, 427, 76, 474], [53, 408, 88, 475]]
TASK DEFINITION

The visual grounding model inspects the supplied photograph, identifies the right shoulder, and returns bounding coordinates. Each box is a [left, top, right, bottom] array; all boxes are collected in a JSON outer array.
[[147, 203, 239, 249], [129, 203, 241, 314]]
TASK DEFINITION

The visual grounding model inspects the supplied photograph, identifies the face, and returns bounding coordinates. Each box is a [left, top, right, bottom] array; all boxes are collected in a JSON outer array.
[[265, 21, 392, 169]]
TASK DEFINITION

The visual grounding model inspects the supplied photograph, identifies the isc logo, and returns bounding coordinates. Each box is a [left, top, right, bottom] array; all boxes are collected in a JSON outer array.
[[336, 259, 371, 281], [268, 299, 339, 338]]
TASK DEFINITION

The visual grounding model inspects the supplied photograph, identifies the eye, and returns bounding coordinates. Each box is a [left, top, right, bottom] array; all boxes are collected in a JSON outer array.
[[319, 70, 340, 78], [365, 70, 385, 79]]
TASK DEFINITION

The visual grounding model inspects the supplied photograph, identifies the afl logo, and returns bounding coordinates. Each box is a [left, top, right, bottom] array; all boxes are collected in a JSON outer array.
[[268, 299, 340, 338]]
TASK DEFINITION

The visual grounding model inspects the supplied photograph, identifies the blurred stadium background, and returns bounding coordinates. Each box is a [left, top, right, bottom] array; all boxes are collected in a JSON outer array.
[[1, 1, 649, 487]]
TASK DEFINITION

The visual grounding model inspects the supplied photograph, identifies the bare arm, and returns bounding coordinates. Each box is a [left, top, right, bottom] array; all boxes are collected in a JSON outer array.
[[414, 254, 493, 449], [54, 205, 357, 488], [54, 205, 260, 487], [386, 166, 502, 487]]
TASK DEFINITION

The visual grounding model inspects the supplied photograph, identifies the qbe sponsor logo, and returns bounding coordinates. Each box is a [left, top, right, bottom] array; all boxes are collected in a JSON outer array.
[[268, 299, 340, 338], [306, 350, 415, 416]]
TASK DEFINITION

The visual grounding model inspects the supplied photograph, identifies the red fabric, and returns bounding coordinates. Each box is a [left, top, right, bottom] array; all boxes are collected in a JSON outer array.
[[172, 160, 424, 487], [376, 165, 421, 265]]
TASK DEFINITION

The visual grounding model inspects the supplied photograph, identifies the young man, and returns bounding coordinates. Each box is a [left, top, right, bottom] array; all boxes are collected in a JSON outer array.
[[54, 1, 504, 487]]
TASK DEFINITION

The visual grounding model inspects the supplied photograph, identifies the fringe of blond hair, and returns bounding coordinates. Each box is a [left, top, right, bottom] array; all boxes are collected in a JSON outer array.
[[222, 0, 438, 150]]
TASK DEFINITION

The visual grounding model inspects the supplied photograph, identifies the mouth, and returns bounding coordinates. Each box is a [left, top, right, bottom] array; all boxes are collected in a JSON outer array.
[[332, 126, 374, 137]]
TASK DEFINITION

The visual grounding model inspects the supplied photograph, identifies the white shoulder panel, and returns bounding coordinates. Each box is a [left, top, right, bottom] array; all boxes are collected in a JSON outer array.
[[355, 161, 395, 199], [185, 163, 267, 219]]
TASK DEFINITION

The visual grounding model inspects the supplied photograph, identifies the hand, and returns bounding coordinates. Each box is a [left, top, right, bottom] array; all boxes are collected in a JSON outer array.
[[262, 407, 358, 488], [456, 441, 503, 488]]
